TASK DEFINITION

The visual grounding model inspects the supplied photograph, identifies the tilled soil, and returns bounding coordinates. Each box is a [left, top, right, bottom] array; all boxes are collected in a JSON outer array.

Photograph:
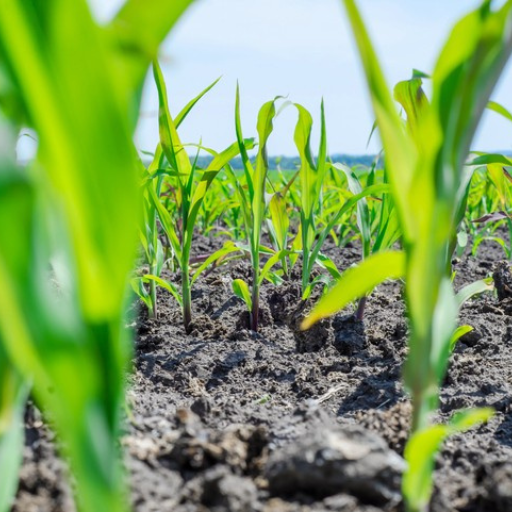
[[13, 238, 512, 512]]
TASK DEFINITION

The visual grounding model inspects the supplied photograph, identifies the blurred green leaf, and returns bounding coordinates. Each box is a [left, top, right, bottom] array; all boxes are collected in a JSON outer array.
[[403, 408, 493, 512]]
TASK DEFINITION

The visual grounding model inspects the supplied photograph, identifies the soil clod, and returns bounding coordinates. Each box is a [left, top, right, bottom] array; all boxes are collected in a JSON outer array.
[[265, 423, 405, 506]]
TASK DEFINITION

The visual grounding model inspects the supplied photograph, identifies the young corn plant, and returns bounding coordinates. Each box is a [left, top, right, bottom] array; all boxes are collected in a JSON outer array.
[[0, 1, 194, 510], [229, 87, 285, 331], [266, 171, 299, 278], [135, 77, 221, 318], [148, 63, 252, 332], [293, 102, 390, 299], [303, 1, 512, 510], [293, 102, 331, 297]]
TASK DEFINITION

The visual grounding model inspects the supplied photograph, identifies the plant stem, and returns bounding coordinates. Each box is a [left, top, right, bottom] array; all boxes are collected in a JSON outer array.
[[301, 219, 311, 297], [251, 267, 259, 332], [411, 389, 429, 433], [354, 295, 367, 322], [149, 263, 158, 319], [182, 260, 192, 333], [507, 217, 512, 260], [282, 255, 289, 279]]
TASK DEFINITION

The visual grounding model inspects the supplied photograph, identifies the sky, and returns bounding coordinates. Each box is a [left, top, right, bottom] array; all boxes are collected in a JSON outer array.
[[91, 0, 512, 156]]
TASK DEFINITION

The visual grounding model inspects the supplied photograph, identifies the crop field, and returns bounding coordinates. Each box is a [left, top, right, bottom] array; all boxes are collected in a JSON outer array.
[[2, 1, 512, 512]]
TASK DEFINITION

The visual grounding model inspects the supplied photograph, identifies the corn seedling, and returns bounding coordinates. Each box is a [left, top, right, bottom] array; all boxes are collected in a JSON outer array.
[[303, 1, 512, 510], [135, 76, 221, 318], [228, 88, 286, 331], [147, 63, 253, 332], [293, 102, 330, 297], [293, 103, 391, 300], [267, 171, 299, 278]]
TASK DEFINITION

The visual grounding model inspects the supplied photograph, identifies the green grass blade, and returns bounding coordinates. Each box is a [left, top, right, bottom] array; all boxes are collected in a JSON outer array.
[[309, 183, 390, 270], [259, 250, 290, 284], [147, 183, 182, 260], [317, 100, 328, 193], [186, 139, 255, 252]]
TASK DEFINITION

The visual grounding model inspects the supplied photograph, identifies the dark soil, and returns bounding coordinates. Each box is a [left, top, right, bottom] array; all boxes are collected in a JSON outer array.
[[12, 237, 512, 512]]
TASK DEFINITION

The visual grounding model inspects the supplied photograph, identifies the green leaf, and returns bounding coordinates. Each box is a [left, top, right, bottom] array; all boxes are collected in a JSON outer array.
[[332, 163, 371, 258], [316, 253, 342, 281], [0, 3, 193, 512], [393, 77, 429, 143], [468, 153, 512, 166], [259, 250, 291, 285], [106, 0, 195, 93], [307, 183, 391, 278], [455, 278, 493, 309], [232, 279, 252, 312], [0, 377, 27, 512], [450, 325, 473, 352], [302, 251, 405, 329], [269, 192, 290, 251], [403, 408, 493, 512], [142, 274, 183, 306], [175, 77, 222, 128], [294, 103, 316, 220], [153, 60, 191, 179], [403, 425, 447, 512], [430, 0, 512, 178], [191, 242, 241, 284], [487, 100, 512, 123], [431, 277, 458, 384], [235, 84, 255, 199], [449, 407, 494, 431], [188, 139, 255, 231], [252, 98, 279, 253]]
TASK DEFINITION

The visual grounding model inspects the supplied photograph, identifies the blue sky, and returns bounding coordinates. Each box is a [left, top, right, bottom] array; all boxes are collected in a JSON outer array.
[[92, 0, 512, 156]]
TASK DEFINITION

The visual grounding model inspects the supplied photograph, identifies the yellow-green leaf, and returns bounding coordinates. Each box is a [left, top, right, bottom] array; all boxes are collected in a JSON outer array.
[[301, 251, 405, 329]]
